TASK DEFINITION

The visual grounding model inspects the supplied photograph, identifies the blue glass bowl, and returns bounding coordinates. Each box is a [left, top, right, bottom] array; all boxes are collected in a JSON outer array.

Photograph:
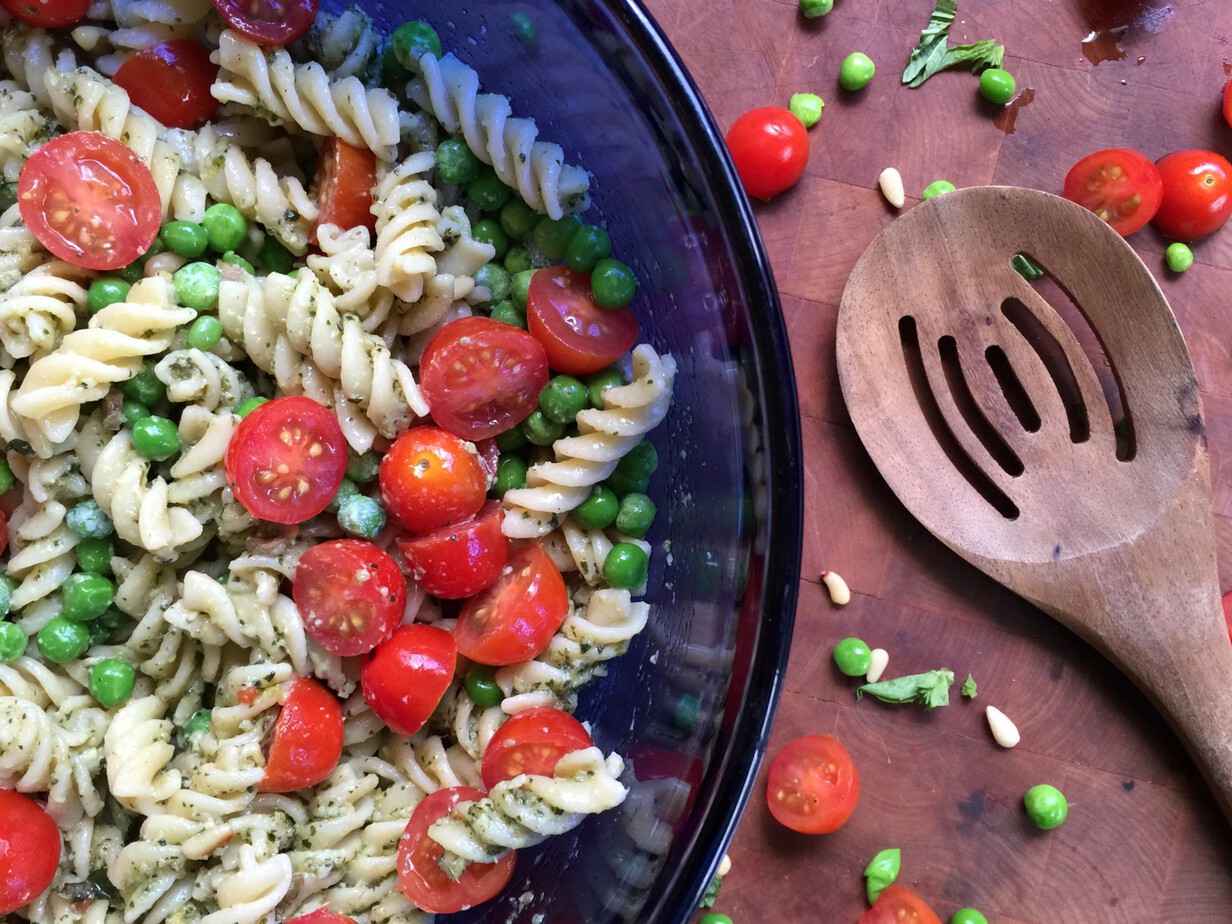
[[335, 1, 803, 919]]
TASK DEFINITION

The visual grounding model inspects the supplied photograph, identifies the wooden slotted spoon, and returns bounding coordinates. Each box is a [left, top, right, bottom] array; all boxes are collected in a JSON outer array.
[[836, 185, 1232, 818]]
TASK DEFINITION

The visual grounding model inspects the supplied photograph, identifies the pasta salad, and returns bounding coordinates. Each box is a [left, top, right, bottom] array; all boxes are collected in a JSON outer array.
[[0, 2, 675, 921]]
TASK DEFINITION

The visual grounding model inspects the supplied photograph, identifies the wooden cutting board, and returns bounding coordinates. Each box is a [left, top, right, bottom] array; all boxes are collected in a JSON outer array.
[[641, 0, 1232, 920]]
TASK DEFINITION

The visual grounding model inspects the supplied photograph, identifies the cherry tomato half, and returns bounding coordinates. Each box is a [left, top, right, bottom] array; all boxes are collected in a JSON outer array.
[[18, 131, 160, 270], [0, 790, 60, 914], [859, 886, 944, 924], [312, 137, 377, 243], [397, 786, 517, 913], [286, 910, 356, 924], [480, 707, 593, 790], [0, 0, 87, 27], [113, 39, 219, 130], [1152, 149, 1232, 241], [765, 734, 860, 834], [527, 265, 639, 375], [725, 106, 809, 201], [1061, 148, 1162, 236], [211, 0, 318, 46], [380, 426, 488, 535], [362, 624, 456, 735], [454, 543, 569, 666], [258, 676, 344, 792], [225, 396, 348, 524], [1224, 79, 1232, 131], [397, 500, 509, 599], [294, 540, 405, 656]]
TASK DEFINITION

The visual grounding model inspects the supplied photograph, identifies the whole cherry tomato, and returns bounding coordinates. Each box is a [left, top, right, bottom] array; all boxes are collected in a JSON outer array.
[[1062, 148, 1162, 236], [362, 624, 456, 735], [859, 886, 944, 924], [725, 106, 809, 200], [1152, 149, 1232, 241], [0, 790, 60, 914], [379, 426, 488, 535]]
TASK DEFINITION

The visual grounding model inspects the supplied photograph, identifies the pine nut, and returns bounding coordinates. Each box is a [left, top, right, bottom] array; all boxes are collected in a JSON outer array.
[[821, 570, 851, 605], [879, 167, 905, 208], [985, 705, 1020, 748], [866, 647, 889, 683], [717, 854, 732, 877]]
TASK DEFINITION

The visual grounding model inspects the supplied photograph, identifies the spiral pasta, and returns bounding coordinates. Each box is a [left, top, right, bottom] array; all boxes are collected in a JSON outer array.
[[306, 223, 391, 321], [154, 348, 253, 410], [371, 151, 444, 303], [0, 203, 45, 295], [296, 5, 379, 81], [1, 24, 78, 108], [0, 79, 53, 183], [0, 259, 91, 359]]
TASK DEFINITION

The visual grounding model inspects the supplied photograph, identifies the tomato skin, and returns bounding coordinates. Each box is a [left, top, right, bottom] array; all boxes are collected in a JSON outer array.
[[859, 886, 944, 924], [397, 500, 509, 599], [0, 0, 88, 27], [380, 426, 488, 535], [259, 677, 345, 792], [526, 266, 640, 375], [225, 396, 348, 524], [420, 317, 550, 440], [294, 540, 406, 656], [454, 543, 569, 666], [312, 138, 377, 242], [211, 0, 318, 46], [1062, 148, 1162, 236], [0, 790, 60, 914], [397, 786, 517, 913], [480, 707, 593, 790], [18, 132, 161, 270], [725, 106, 809, 200], [286, 911, 356, 924], [1152, 150, 1232, 241], [362, 624, 456, 735], [765, 734, 859, 834], [1224, 79, 1232, 131], [113, 39, 219, 129]]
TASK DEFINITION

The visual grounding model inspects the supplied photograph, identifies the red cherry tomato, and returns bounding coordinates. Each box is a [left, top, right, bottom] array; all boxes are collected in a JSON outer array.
[[0, 790, 60, 914], [1222, 591, 1232, 645], [480, 707, 593, 790], [286, 910, 356, 924], [765, 734, 859, 834], [419, 317, 549, 440], [211, 0, 318, 46], [312, 137, 377, 243], [294, 540, 405, 656], [397, 500, 509, 599], [362, 624, 456, 735], [1224, 79, 1232, 130], [1062, 148, 1162, 236], [0, 0, 87, 26], [859, 886, 944, 924], [526, 266, 639, 376], [475, 438, 500, 487], [725, 106, 809, 200], [1152, 149, 1232, 241], [225, 396, 347, 524], [18, 131, 160, 270], [113, 39, 219, 130], [454, 543, 569, 666], [379, 426, 488, 535], [259, 676, 344, 792], [397, 786, 517, 913]]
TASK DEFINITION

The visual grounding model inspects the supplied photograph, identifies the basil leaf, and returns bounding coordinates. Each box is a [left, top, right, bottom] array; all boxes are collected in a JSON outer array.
[[902, 0, 956, 87], [940, 39, 1005, 74], [857, 669, 955, 709], [961, 674, 978, 698], [700, 873, 722, 909], [864, 847, 901, 904]]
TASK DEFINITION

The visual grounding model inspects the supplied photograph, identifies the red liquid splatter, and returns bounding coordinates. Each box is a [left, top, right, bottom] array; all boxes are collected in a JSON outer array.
[[994, 88, 1035, 134]]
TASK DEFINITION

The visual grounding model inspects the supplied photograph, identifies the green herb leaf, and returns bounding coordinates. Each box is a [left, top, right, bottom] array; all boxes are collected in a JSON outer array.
[[961, 674, 978, 699], [864, 848, 901, 904], [857, 669, 955, 709], [902, 0, 1004, 88], [940, 40, 1005, 75], [700, 872, 723, 908]]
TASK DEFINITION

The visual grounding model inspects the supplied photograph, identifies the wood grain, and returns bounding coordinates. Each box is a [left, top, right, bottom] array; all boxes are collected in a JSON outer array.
[[639, 0, 1232, 920]]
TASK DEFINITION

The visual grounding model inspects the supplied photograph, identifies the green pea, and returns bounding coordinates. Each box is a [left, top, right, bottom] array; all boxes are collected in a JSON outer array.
[[673, 693, 700, 730], [522, 409, 564, 446], [591, 258, 637, 309], [604, 542, 649, 589], [798, 0, 833, 16], [1166, 242, 1194, 273], [117, 260, 145, 284], [131, 415, 180, 461], [979, 67, 1017, 105], [503, 245, 533, 275], [221, 251, 256, 275], [1024, 783, 1068, 829], [475, 263, 512, 304], [922, 180, 956, 200], [342, 450, 378, 484], [202, 203, 248, 253], [338, 494, 387, 539], [121, 364, 165, 406], [607, 441, 658, 498], [950, 910, 989, 924], [173, 261, 222, 312], [76, 537, 113, 575], [839, 52, 876, 91], [511, 269, 536, 310], [37, 617, 89, 663], [586, 368, 625, 409], [533, 215, 582, 261], [495, 427, 529, 452], [119, 400, 146, 427], [89, 658, 136, 707], [0, 456, 12, 494], [0, 580, 9, 618], [864, 847, 901, 904], [1011, 253, 1044, 280], [187, 315, 223, 351], [328, 477, 360, 514], [539, 375, 589, 424], [564, 224, 612, 273], [572, 485, 618, 530], [473, 218, 509, 260], [615, 493, 656, 538], [465, 666, 503, 707], [183, 708, 212, 739], [500, 198, 540, 241], [789, 92, 824, 128], [510, 11, 538, 46], [61, 573, 116, 622], [0, 621, 26, 662], [87, 277, 132, 315], [489, 301, 527, 328], [833, 637, 872, 676], [87, 606, 127, 646], [236, 396, 269, 418], [467, 170, 512, 212], [161, 220, 209, 258], [491, 454, 527, 497], [259, 236, 296, 274], [67, 499, 114, 539], [435, 139, 482, 185], [145, 233, 167, 257], [391, 20, 441, 70]]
